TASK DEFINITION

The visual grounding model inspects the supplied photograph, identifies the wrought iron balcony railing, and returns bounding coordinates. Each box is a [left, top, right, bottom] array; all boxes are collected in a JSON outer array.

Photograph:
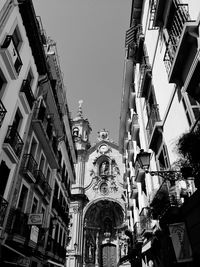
[[52, 196, 69, 225], [146, 104, 161, 143], [46, 235, 66, 259], [34, 170, 51, 198], [133, 222, 143, 243], [6, 207, 30, 239], [20, 80, 35, 110], [0, 99, 7, 128], [1, 35, 23, 75], [0, 195, 8, 226], [4, 125, 24, 158], [150, 181, 182, 219], [137, 63, 152, 98], [21, 153, 38, 177], [139, 207, 154, 237], [164, 3, 190, 74]]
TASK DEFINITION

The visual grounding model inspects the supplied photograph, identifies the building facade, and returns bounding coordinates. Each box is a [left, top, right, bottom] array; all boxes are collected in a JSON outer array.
[[119, 0, 200, 266], [66, 106, 131, 267], [0, 1, 76, 266]]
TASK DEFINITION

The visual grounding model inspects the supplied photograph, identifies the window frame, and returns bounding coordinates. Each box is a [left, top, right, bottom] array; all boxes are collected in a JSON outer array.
[[17, 180, 30, 212]]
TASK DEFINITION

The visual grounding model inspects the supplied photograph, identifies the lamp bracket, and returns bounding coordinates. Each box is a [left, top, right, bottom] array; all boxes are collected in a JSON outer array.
[[147, 170, 182, 181]]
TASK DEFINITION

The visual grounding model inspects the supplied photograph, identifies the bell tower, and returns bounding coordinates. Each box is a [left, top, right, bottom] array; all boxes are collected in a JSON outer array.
[[66, 100, 91, 267], [72, 100, 91, 152]]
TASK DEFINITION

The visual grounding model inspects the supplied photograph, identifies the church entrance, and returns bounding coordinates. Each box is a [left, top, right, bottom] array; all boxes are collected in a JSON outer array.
[[101, 243, 117, 267], [83, 199, 125, 267]]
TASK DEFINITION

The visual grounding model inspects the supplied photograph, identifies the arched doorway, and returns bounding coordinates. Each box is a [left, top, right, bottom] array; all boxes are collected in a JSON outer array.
[[83, 199, 124, 267], [101, 243, 117, 267]]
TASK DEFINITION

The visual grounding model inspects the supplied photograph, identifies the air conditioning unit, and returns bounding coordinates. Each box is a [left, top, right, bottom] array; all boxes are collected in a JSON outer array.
[[0, 35, 22, 79]]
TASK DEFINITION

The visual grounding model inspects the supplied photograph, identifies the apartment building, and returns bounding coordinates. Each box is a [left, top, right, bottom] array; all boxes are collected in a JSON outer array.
[[0, 1, 76, 266], [119, 0, 200, 266]]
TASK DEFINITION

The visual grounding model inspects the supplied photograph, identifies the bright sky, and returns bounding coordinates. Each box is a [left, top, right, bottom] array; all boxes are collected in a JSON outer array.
[[33, 0, 132, 144]]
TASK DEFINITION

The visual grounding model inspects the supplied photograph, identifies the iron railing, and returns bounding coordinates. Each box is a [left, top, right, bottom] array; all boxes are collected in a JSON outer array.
[[164, 3, 190, 74], [146, 104, 161, 143], [6, 207, 30, 238], [21, 153, 38, 177], [0, 100, 7, 128], [34, 170, 51, 198], [4, 125, 24, 158], [20, 80, 35, 109], [150, 181, 182, 219], [0, 195, 8, 226]]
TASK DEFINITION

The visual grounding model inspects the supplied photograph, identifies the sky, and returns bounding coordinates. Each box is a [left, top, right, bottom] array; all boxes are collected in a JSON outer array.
[[33, 0, 132, 144]]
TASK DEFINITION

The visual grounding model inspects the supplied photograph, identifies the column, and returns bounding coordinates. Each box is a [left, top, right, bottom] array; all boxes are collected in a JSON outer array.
[[95, 231, 99, 266]]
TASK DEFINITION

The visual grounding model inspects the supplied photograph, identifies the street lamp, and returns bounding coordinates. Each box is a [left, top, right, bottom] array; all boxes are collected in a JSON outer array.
[[135, 149, 192, 182]]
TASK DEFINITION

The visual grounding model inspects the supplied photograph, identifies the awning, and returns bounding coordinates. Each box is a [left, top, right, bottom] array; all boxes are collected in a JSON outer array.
[[47, 260, 64, 267]]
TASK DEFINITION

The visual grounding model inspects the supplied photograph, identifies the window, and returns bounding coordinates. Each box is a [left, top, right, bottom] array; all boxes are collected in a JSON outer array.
[[73, 127, 79, 137], [31, 196, 39, 213], [41, 206, 46, 223], [17, 184, 29, 212], [46, 167, 51, 183], [59, 227, 63, 245], [12, 108, 23, 132], [26, 69, 34, 87], [29, 136, 38, 158], [0, 69, 7, 99], [141, 179, 147, 195], [158, 144, 170, 170], [182, 94, 200, 127], [38, 154, 45, 172], [54, 182, 59, 198], [0, 160, 10, 196], [12, 26, 22, 51]]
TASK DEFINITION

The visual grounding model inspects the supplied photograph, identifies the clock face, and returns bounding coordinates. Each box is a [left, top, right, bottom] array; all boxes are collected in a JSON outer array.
[[100, 182, 109, 195], [99, 145, 108, 154]]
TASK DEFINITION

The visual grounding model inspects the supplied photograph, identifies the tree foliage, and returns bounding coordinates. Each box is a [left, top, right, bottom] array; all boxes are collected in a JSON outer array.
[[175, 123, 200, 184]]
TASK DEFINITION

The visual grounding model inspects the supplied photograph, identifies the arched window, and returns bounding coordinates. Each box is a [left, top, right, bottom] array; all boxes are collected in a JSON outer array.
[[99, 160, 109, 176], [73, 127, 79, 137]]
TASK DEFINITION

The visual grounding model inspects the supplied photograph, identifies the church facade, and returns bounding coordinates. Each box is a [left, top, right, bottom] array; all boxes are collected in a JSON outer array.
[[66, 106, 130, 267]]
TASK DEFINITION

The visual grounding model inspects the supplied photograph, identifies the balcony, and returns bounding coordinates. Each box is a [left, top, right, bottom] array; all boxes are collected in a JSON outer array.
[[150, 181, 182, 222], [139, 207, 153, 238], [134, 163, 146, 183], [0, 195, 8, 227], [0, 100, 7, 128], [182, 43, 200, 102], [163, 3, 196, 85], [3, 125, 24, 163], [19, 80, 35, 113], [0, 35, 23, 79], [20, 154, 38, 183], [125, 24, 144, 63], [127, 140, 135, 162], [133, 222, 143, 244], [6, 208, 30, 244], [165, 23, 198, 86], [52, 197, 69, 224], [34, 170, 51, 202], [46, 235, 66, 260], [138, 64, 152, 98], [131, 114, 140, 143], [32, 105, 59, 169], [130, 183, 138, 199], [146, 105, 162, 152]]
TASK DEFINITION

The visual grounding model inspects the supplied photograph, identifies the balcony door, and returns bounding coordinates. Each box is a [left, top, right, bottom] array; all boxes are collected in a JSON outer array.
[[101, 244, 117, 267]]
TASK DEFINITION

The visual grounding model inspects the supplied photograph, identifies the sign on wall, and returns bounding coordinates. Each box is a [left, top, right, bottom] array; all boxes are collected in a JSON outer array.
[[28, 213, 43, 225], [169, 222, 193, 263]]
